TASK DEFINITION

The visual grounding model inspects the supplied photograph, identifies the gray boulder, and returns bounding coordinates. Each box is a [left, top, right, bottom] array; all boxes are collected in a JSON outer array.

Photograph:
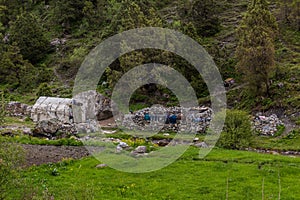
[[194, 142, 209, 148], [133, 146, 147, 154], [32, 118, 76, 138]]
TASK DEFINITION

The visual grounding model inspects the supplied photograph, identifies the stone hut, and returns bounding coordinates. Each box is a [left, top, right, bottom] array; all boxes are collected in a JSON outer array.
[[31, 97, 73, 123], [31, 91, 113, 133]]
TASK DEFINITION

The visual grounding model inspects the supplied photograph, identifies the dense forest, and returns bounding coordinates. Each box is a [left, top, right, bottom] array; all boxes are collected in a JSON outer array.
[[0, 0, 299, 112]]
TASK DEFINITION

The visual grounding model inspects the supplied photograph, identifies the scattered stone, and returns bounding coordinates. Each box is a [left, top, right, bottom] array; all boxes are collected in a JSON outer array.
[[23, 127, 32, 135], [194, 142, 209, 148], [253, 114, 284, 136], [0, 126, 32, 136], [155, 139, 169, 147], [118, 142, 129, 148], [132, 146, 147, 154], [74, 121, 99, 134], [50, 38, 67, 46], [102, 130, 117, 134], [116, 145, 123, 152], [96, 164, 108, 168], [116, 142, 129, 152], [163, 133, 170, 136]]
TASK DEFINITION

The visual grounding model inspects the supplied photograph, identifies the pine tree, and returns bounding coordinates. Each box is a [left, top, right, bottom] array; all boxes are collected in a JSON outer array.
[[0, 44, 37, 92], [278, 0, 300, 31], [236, 0, 278, 96], [105, 1, 163, 87], [9, 12, 49, 64], [0, 0, 24, 26], [189, 0, 221, 37], [52, 0, 85, 34]]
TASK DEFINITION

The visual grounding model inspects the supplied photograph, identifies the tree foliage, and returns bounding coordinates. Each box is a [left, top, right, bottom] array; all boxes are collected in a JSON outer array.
[[9, 12, 49, 64], [278, 0, 300, 31], [189, 0, 221, 37], [236, 0, 278, 96], [51, 0, 85, 34], [0, 44, 36, 92], [36, 83, 53, 97], [0, 0, 25, 27], [105, 1, 164, 87]]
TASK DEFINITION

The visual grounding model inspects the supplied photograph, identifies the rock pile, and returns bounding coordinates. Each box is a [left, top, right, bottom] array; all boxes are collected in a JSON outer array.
[[253, 114, 284, 136], [6, 102, 31, 118], [119, 106, 213, 133]]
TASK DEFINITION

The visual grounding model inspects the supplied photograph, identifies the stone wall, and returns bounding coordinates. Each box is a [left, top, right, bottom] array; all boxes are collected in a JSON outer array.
[[6, 102, 31, 118]]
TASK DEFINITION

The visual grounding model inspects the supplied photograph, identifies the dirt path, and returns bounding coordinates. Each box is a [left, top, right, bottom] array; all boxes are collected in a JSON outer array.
[[22, 144, 90, 167]]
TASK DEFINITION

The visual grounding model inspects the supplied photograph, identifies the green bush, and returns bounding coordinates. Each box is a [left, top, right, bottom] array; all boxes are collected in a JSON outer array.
[[36, 83, 53, 97], [217, 109, 253, 149]]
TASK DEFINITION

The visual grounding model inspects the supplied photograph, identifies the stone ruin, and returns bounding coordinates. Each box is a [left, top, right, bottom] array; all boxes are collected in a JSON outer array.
[[72, 90, 113, 133], [31, 97, 73, 123], [2, 90, 113, 138], [30, 97, 76, 138]]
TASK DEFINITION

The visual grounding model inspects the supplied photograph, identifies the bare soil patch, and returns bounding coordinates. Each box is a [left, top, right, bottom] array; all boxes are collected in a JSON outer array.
[[99, 117, 117, 128], [21, 144, 90, 167]]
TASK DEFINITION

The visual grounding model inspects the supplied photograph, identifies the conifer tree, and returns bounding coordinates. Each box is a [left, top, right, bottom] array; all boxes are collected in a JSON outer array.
[[9, 12, 49, 64], [0, 44, 37, 92], [189, 0, 221, 37], [236, 0, 278, 96], [278, 0, 300, 30], [52, 0, 85, 34], [105, 1, 163, 88]]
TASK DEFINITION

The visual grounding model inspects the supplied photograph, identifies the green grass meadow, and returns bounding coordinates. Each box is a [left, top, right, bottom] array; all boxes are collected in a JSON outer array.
[[8, 147, 300, 200]]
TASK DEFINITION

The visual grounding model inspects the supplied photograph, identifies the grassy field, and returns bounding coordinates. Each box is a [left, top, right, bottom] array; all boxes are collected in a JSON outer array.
[[2, 116, 300, 199], [252, 130, 300, 151], [7, 147, 300, 200]]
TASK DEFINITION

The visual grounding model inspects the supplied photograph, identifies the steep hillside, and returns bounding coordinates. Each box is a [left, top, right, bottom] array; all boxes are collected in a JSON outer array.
[[0, 0, 299, 115]]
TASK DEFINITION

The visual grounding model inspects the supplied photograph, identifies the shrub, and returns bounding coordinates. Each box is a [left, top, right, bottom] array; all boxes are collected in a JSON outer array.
[[36, 83, 53, 97], [217, 109, 253, 149]]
